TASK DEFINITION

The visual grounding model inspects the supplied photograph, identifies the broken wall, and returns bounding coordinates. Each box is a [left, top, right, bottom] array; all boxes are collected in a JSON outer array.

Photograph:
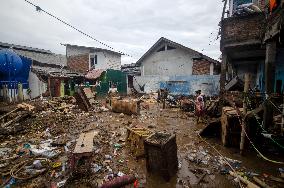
[[221, 13, 265, 49], [28, 71, 48, 99]]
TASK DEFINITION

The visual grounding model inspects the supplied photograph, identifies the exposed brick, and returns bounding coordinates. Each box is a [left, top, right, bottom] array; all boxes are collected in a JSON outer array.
[[192, 59, 210, 75], [67, 54, 89, 74], [221, 13, 265, 49]]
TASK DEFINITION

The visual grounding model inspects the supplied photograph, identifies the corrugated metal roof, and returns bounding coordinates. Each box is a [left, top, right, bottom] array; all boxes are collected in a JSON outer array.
[[0, 42, 52, 54], [32, 66, 83, 78]]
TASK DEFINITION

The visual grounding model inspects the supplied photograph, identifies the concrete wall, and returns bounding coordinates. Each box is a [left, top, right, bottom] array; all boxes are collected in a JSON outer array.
[[134, 75, 220, 96], [91, 51, 121, 70], [235, 63, 258, 88], [141, 43, 196, 76], [66, 45, 91, 57], [14, 49, 67, 66], [66, 45, 121, 71], [28, 71, 47, 99], [133, 75, 169, 93]]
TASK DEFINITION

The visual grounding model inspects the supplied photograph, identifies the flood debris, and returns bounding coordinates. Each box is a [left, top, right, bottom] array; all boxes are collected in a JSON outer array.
[[144, 132, 178, 181], [111, 98, 141, 115], [126, 127, 152, 158]]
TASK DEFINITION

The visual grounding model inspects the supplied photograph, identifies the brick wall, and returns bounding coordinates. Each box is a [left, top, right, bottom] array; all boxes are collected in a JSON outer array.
[[221, 13, 265, 50], [192, 59, 210, 75], [67, 54, 89, 74]]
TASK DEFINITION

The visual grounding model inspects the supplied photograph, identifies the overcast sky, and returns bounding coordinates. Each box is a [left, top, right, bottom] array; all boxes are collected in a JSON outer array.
[[0, 0, 223, 64]]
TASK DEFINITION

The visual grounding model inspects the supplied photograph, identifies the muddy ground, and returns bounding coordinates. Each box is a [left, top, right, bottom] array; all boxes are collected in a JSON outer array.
[[0, 98, 283, 188]]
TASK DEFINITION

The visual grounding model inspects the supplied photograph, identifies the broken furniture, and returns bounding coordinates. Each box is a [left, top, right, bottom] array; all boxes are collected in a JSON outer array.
[[70, 131, 97, 172], [74, 87, 95, 111], [144, 132, 178, 181], [221, 107, 243, 147], [111, 98, 140, 115], [126, 127, 152, 158]]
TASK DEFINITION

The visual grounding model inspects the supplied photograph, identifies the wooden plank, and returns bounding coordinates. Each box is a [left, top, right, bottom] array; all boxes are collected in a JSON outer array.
[[73, 131, 97, 154], [1, 112, 29, 128], [0, 108, 20, 121], [264, 41, 276, 130]]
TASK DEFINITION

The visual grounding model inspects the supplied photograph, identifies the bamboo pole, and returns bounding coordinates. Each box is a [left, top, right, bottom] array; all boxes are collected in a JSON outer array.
[[229, 171, 260, 188], [252, 177, 271, 188]]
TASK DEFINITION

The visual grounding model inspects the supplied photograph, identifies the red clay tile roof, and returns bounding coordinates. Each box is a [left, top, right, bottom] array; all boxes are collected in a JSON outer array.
[[85, 69, 105, 80]]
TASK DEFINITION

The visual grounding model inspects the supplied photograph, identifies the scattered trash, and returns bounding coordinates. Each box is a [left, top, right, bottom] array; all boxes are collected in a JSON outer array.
[[92, 163, 102, 173]]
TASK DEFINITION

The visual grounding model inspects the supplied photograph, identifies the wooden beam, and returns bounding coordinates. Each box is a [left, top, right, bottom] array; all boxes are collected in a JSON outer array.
[[240, 73, 253, 154], [263, 41, 276, 130], [220, 52, 227, 95]]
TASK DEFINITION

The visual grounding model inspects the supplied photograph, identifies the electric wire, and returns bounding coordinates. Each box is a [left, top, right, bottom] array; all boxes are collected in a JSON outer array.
[[23, 0, 132, 57], [245, 96, 284, 149], [230, 94, 284, 164]]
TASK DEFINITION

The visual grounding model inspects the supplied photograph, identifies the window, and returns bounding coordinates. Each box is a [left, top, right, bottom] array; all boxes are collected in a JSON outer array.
[[167, 45, 176, 50], [90, 57, 94, 68], [90, 54, 98, 68], [94, 55, 98, 64], [157, 46, 166, 52]]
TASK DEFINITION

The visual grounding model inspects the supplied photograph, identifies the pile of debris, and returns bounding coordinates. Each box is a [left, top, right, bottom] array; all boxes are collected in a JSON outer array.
[[0, 97, 139, 187]]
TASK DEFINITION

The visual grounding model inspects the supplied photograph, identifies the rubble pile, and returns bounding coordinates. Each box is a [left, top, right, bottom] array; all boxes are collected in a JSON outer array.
[[0, 98, 137, 188]]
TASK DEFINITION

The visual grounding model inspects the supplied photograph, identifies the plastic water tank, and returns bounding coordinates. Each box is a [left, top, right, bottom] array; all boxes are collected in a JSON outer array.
[[0, 49, 23, 75]]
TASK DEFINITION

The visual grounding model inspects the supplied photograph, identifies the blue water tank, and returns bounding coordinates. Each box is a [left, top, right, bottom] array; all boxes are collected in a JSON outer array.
[[0, 49, 23, 75]]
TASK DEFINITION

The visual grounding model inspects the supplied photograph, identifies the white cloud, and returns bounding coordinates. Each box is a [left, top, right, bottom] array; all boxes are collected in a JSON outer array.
[[0, 0, 223, 64]]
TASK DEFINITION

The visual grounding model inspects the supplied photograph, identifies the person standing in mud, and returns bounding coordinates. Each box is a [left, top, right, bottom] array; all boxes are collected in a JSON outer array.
[[195, 90, 205, 123], [107, 84, 118, 106]]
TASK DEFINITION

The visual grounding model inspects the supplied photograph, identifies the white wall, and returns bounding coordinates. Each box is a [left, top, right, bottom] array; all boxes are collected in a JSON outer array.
[[28, 71, 47, 99], [90, 51, 121, 70], [66, 45, 90, 57], [104, 51, 121, 70], [133, 75, 169, 93], [141, 43, 196, 76]]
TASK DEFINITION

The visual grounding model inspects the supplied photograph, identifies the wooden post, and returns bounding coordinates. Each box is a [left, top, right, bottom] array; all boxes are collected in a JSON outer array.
[[220, 52, 227, 95], [17, 83, 23, 102], [48, 77, 52, 97], [281, 96, 284, 136], [263, 41, 276, 130], [240, 73, 252, 154]]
